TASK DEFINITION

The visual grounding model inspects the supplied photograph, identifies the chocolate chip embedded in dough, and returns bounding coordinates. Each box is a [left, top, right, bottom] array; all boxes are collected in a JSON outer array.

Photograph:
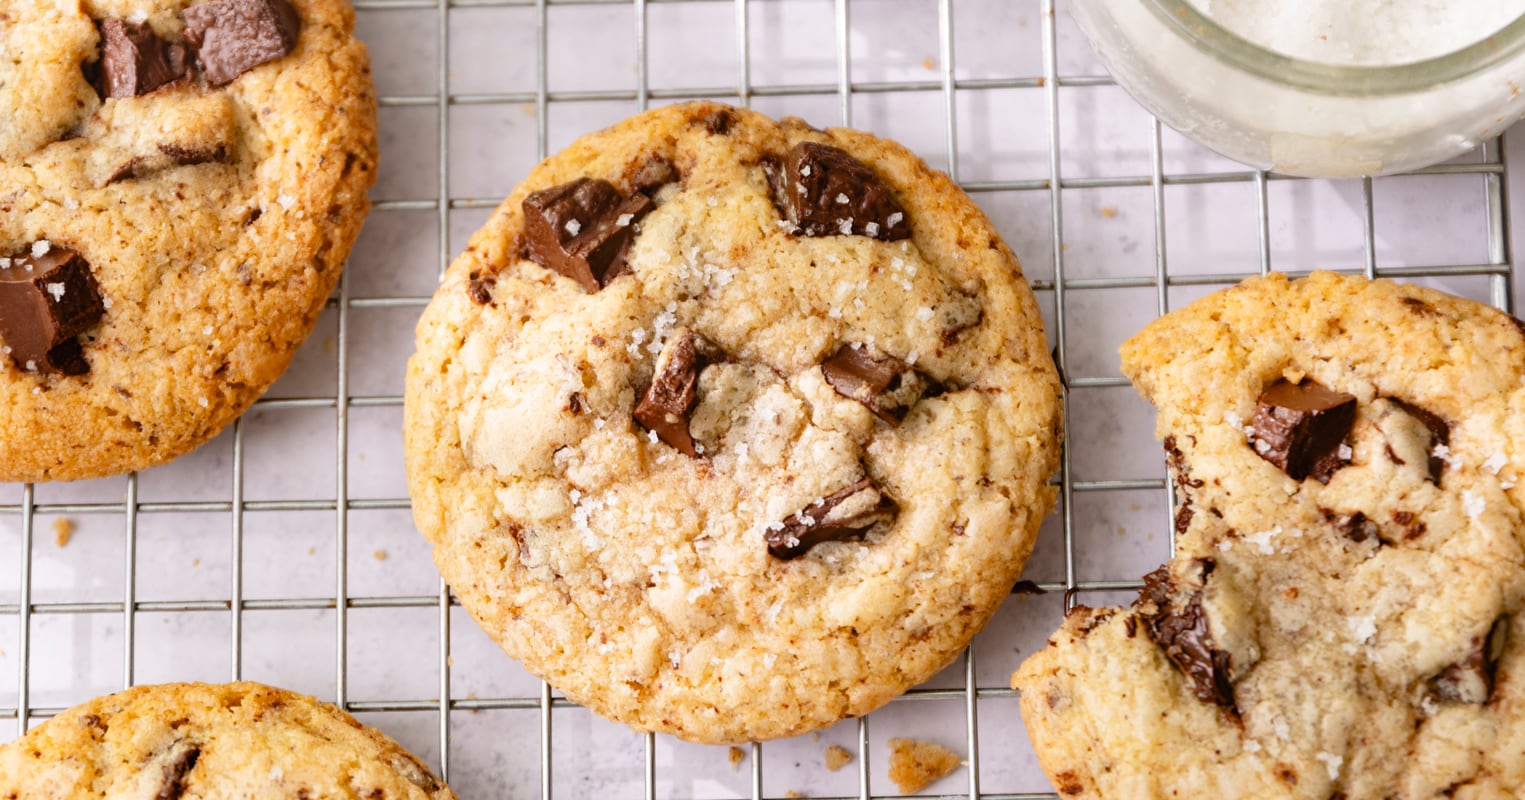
[[1321, 508, 1380, 544], [765, 477, 898, 560], [1388, 397, 1450, 482], [633, 329, 721, 457], [1430, 617, 1508, 704], [1249, 379, 1356, 483], [773, 142, 910, 240], [183, 0, 301, 87], [821, 344, 937, 424], [522, 178, 655, 293], [96, 18, 190, 98], [628, 156, 678, 196], [1136, 560, 1235, 708], [153, 741, 201, 800], [0, 246, 105, 375]]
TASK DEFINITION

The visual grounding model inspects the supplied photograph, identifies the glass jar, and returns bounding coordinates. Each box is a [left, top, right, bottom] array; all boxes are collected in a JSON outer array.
[[1067, 0, 1525, 176]]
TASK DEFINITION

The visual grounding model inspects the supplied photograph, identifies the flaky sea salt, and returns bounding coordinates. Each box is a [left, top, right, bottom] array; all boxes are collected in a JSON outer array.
[[1463, 490, 1485, 519], [1348, 615, 1377, 643], [44, 283, 64, 301], [1485, 451, 1508, 474], [31, 240, 50, 258], [615, 213, 634, 227], [564, 219, 582, 236], [916, 307, 935, 322], [1315, 752, 1343, 781], [835, 193, 850, 204], [276, 193, 296, 209]]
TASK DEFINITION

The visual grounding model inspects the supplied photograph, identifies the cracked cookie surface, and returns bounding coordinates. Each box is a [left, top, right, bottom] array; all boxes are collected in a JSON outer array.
[[0, 681, 456, 799], [404, 102, 1062, 744], [1012, 272, 1525, 799], [0, 0, 376, 481]]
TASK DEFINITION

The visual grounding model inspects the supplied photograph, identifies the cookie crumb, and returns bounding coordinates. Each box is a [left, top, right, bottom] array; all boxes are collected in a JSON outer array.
[[373, 549, 388, 561], [52, 518, 73, 548], [824, 744, 853, 771], [728, 746, 745, 772], [887, 738, 961, 794], [1099, 205, 1118, 218], [784, 792, 803, 799]]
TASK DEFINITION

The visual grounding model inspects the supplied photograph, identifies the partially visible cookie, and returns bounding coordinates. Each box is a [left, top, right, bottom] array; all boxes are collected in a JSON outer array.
[[1013, 272, 1525, 798], [405, 102, 1063, 743], [0, 0, 376, 481], [0, 681, 456, 799]]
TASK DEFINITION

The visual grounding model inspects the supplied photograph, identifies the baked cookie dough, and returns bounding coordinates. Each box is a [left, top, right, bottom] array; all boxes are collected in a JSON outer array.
[[405, 102, 1062, 743], [0, 0, 376, 481], [1013, 272, 1525, 798], [0, 681, 456, 799]]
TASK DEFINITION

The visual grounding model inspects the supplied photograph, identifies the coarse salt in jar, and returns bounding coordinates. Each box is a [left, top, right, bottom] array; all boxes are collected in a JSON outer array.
[[1067, 0, 1525, 176]]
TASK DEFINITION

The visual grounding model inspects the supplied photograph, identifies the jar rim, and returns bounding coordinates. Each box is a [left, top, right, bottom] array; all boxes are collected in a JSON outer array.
[[1142, 0, 1525, 95]]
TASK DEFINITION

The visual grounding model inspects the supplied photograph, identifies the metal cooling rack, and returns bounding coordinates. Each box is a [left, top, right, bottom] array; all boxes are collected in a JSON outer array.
[[1, 1, 1516, 798]]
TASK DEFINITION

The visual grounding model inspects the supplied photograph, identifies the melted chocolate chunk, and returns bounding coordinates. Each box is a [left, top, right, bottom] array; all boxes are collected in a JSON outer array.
[[1431, 618, 1508, 704], [155, 742, 201, 800], [522, 178, 655, 293], [633, 329, 718, 457], [0, 246, 105, 375], [1137, 561, 1235, 708], [1250, 379, 1356, 483], [765, 477, 897, 560], [183, 0, 301, 87], [1389, 398, 1450, 482], [772, 142, 909, 240], [821, 344, 936, 424], [96, 18, 189, 98]]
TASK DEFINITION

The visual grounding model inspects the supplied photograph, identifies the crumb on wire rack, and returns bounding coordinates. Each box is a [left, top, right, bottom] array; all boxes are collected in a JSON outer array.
[[887, 738, 962, 793]]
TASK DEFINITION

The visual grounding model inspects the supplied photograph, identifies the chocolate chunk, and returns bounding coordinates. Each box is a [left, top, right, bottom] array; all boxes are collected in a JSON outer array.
[[1250, 379, 1356, 483], [522, 178, 655, 293], [466, 276, 494, 305], [1012, 580, 1047, 596], [633, 329, 719, 457], [765, 477, 897, 560], [96, 18, 189, 98], [1389, 398, 1450, 482], [628, 157, 677, 195], [183, 0, 301, 87], [154, 742, 201, 800], [821, 344, 935, 424], [703, 108, 736, 135], [1322, 508, 1380, 544], [1137, 560, 1235, 708], [1392, 510, 1427, 540], [772, 142, 909, 240], [0, 246, 105, 375], [1431, 618, 1508, 704]]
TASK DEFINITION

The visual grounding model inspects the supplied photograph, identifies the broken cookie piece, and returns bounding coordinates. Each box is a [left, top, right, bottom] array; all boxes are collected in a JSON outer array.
[[523, 178, 655, 293], [183, 0, 301, 87], [765, 477, 897, 559], [633, 328, 720, 457], [1249, 378, 1356, 483], [770, 142, 910, 240], [0, 245, 105, 375], [1136, 560, 1235, 708], [821, 343, 937, 424], [95, 18, 189, 98]]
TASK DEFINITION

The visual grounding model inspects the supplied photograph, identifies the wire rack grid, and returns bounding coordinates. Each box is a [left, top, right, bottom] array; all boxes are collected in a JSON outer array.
[[0, 0, 1517, 798]]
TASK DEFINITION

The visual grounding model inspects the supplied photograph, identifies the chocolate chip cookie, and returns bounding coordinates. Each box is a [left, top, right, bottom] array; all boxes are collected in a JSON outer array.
[[405, 102, 1062, 744], [0, 681, 456, 799], [1013, 272, 1525, 798], [0, 0, 376, 481]]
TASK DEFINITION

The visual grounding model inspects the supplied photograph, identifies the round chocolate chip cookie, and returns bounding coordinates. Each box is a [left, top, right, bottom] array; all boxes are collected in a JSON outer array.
[[0, 681, 456, 799], [405, 102, 1062, 743], [0, 0, 376, 481], [1013, 272, 1525, 798]]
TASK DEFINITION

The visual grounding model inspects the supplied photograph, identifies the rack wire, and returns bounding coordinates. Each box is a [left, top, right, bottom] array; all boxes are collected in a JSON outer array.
[[0, 0, 1515, 798]]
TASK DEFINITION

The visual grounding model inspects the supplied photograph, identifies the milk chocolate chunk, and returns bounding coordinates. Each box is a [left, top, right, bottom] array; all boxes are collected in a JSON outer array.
[[821, 344, 935, 424], [1137, 560, 1234, 708], [96, 18, 189, 98], [1431, 617, 1507, 704], [634, 329, 718, 457], [0, 246, 105, 375], [766, 477, 898, 560], [523, 178, 655, 293], [1250, 379, 1356, 483], [774, 142, 909, 240], [1389, 398, 1450, 482], [183, 0, 301, 87]]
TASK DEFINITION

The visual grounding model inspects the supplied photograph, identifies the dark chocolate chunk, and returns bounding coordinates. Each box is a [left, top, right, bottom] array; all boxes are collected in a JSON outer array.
[[772, 142, 909, 240], [522, 178, 655, 293], [1322, 508, 1380, 544], [1389, 398, 1450, 482], [1431, 618, 1508, 704], [703, 108, 736, 135], [154, 742, 201, 800], [1392, 510, 1427, 540], [157, 142, 229, 166], [0, 246, 105, 375], [183, 0, 301, 87], [1136, 560, 1235, 708], [821, 344, 935, 424], [765, 477, 897, 560], [628, 157, 677, 195], [466, 276, 494, 305], [1012, 580, 1047, 596], [1250, 379, 1356, 483], [633, 329, 718, 457], [96, 18, 189, 98]]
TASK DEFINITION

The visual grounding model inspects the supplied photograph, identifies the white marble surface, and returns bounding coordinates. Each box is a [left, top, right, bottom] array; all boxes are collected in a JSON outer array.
[[2, 1, 1522, 797]]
